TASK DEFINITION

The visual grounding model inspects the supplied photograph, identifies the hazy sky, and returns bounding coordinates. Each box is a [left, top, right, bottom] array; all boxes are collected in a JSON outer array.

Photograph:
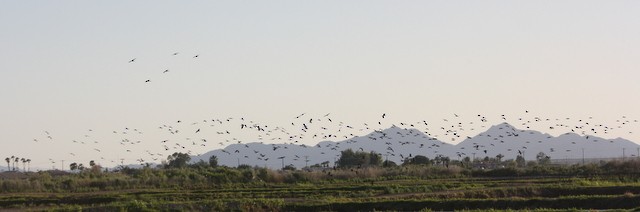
[[2, 1, 640, 170]]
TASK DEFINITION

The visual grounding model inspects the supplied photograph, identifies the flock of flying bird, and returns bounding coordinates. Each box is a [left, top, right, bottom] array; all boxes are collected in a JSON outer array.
[[127, 52, 200, 83], [30, 109, 639, 170], [17, 53, 640, 170]]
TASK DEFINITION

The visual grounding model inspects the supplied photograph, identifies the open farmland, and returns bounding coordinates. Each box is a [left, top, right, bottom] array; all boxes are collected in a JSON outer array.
[[3, 161, 640, 211]]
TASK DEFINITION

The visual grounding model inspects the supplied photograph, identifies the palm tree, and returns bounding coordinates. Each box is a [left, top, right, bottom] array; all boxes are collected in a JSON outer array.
[[4, 157, 9, 171], [14, 157, 20, 171], [10, 156, 15, 171], [69, 162, 78, 171], [26, 159, 31, 172], [20, 158, 26, 172]]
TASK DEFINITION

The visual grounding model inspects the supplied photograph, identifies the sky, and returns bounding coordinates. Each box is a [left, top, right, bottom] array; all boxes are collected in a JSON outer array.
[[1, 1, 640, 170]]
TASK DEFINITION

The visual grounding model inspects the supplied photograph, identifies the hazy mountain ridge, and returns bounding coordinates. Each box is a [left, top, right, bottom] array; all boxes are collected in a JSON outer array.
[[191, 123, 639, 169], [455, 123, 638, 161]]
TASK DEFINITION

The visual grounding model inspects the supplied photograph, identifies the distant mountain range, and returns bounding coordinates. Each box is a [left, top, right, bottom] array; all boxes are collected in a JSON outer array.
[[191, 122, 639, 169]]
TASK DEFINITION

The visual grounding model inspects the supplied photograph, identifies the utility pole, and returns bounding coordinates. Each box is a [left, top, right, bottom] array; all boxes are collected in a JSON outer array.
[[304, 156, 309, 168], [281, 157, 285, 170]]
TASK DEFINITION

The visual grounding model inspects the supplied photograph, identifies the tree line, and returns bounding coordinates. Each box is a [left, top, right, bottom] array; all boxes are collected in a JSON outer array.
[[4, 156, 31, 172]]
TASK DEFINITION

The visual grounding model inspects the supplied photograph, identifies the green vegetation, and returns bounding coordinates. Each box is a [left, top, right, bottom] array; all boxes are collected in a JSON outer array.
[[336, 149, 383, 168], [3, 151, 640, 211]]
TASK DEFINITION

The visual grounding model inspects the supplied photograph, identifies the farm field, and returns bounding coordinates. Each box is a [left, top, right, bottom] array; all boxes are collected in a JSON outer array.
[[3, 169, 640, 211]]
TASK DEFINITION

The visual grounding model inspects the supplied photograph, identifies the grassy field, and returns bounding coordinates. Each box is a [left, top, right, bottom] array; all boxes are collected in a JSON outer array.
[[4, 156, 640, 211], [3, 174, 640, 211]]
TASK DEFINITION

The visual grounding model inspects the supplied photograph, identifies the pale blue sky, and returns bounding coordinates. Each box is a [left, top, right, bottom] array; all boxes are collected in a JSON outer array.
[[1, 1, 640, 169]]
